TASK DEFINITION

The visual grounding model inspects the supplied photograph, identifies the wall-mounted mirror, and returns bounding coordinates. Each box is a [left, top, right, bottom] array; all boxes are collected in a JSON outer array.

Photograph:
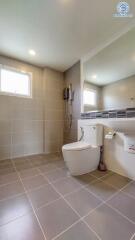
[[82, 27, 135, 113]]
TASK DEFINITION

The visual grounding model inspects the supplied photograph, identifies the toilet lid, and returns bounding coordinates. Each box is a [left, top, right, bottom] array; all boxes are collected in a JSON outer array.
[[62, 142, 91, 151]]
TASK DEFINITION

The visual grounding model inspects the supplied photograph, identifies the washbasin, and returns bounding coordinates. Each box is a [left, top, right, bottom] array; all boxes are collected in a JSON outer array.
[[108, 118, 135, 134]]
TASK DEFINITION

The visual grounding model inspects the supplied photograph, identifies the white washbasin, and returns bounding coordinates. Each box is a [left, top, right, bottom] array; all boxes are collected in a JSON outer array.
[[108, 118, 135, 134]]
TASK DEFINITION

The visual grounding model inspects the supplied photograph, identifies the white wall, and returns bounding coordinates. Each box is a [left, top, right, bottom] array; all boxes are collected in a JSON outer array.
[[79, 119, 135, 180]]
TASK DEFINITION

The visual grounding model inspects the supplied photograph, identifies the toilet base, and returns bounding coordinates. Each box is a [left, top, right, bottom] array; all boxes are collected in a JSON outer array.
[[62, 146, 100, 176]]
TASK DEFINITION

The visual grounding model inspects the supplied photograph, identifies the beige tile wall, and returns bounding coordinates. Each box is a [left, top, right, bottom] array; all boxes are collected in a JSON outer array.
[[64, 61, 81, 144], [101, 75, 135, 110], [0, 56, 44, 160], [43, 68, 64, 153], [0, 56, 64, 160]]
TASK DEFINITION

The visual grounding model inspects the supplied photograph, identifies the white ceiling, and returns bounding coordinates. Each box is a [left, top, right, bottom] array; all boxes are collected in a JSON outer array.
[[0, 0, 135, 72], [84, 27, 135, 86]]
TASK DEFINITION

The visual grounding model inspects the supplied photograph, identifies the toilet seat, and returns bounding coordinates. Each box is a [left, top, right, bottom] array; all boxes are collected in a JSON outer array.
[[62, 141, 91, 151]]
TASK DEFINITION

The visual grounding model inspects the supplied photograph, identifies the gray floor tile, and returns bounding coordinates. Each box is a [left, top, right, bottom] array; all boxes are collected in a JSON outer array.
[[131, 234, 135, 240], [22, 174, 48, 191], [19, 167, 40, 179], [86, 179, 117, 201], [122, 181, 135, 198], [53, 177, 82, 195], [29, 154, 57, 165], [90, 169, 112, 179], [36, 198, 79, 240], [55, 221, 99, 240], [38, 163, 57, 173], [0, 172, 19, 186], [65, 188, 102, 217], [12, 158, 30, 164], [0, 193, 32, 226], [45, 168, 70, 182], [0, 159, 13, 165], [39, 153, 57, 160], [54, 160, 66, 169], [0, 160, 13, 169], [0, 181, 24, 201], [74, 173, 97, 186], [30, 158, 49, 167], [0, 155, 134, 240], [102, 173, 131, 189], [107, 191, 135, 222], [0, 167, 15, 176], [84, 204, 135, 240], [0, 212, 44, 240], [52, 154, 64, 162], [28, 184, 60, 209], [28, 155, 44, 160], [14, 162, 32, 171]]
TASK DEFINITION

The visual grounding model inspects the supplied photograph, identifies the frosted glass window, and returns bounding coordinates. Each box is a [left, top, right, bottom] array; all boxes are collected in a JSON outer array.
[[83, 89, 96, 106], [0, 67, 32, 97]]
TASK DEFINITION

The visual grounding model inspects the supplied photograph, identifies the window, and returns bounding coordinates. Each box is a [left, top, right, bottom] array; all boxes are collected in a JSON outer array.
[[0, 66, 32, 97], [83, 89, 96, 106]]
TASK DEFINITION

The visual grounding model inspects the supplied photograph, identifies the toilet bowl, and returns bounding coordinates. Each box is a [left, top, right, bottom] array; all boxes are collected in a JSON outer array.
[[62, 123, 103, 176], [62, 142, 100, 176]]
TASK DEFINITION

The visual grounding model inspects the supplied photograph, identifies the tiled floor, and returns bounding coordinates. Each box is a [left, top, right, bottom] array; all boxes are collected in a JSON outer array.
[[0, 154, 135, 240]]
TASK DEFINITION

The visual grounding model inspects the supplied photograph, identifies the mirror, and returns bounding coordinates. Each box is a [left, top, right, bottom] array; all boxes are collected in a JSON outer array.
[[82, 27, 135, 113]]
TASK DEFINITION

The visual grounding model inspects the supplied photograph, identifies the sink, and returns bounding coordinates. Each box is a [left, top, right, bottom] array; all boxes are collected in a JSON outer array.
[[106, 118, 135, 153], [108, 118, 135, 134]]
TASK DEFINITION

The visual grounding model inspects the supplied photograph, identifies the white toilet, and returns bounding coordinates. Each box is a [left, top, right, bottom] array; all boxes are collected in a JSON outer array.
[[62, 122, 103, 176]]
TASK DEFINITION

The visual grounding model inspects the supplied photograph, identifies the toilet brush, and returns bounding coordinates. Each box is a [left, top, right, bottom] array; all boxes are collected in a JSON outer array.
[[98, 146, 107, 171]]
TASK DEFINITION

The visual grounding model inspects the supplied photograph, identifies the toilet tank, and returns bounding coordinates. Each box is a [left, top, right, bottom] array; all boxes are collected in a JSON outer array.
[[78, 122, 103, 146]]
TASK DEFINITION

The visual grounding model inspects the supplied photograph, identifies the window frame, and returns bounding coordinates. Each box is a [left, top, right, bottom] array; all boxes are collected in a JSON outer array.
[[0, 65, 32, 98], [83, 88, 96, 106]]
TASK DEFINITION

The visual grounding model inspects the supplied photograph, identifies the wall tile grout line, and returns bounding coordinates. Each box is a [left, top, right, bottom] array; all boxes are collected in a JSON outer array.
[[11, 159, 47, 240]]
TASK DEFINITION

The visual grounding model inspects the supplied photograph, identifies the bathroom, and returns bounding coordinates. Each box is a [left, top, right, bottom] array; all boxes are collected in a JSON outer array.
[[0, 1, 135, 240]]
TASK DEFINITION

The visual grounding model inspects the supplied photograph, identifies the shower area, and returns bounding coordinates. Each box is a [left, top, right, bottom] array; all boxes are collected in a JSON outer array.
[[64, 61, 81, 144]]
